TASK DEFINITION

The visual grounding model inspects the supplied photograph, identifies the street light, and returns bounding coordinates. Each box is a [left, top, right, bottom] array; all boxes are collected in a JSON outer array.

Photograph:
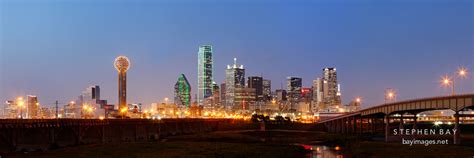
[[355, 97, 361, 103], [354, 97, 362, 112], [385, 89, 396, 104], [441, 75, 453, 95], [441, 67, 469, 96], [458, 67, 468, 78]]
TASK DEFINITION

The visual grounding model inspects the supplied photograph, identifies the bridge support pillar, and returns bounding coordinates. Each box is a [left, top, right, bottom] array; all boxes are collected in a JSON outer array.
[[329, 121, 333, 133], [341, 119, 344, 134], [345, 118, 348, 134], [368, 118, 372, 134], [384, 115, 389, 142], [101, 125, 105, 144], [337, 119, 342, 133], [370, 118, 376, 134], [353, 116, 357, 134], [412, 115, 417, 130], [347, 118, 350, 134], [454, 112, 460, 145], [399, 114, 404, 129]]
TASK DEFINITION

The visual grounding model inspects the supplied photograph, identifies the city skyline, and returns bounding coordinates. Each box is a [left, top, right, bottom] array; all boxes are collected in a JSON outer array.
[[1, 0, 473, 109]]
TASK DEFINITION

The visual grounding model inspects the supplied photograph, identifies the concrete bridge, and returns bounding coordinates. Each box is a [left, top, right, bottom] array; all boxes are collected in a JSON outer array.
[[318, 94, 474, 144], [0, 118, 256, 153]]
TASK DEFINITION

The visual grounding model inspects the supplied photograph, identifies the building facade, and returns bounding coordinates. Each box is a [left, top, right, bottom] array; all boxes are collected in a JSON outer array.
[[233, 87, 256, 111], [311, 68, 342, 113], [211, 82, 220, 108], [26, 95, 39, 119], [286, 77, 302, 111], [197, 45, 214, 106], [247, 76, 263, 101], [220, 82, 226, 108], [174, 74, 191, 108], [3, 100, 18, 118], [77, 85, 107, 118], [262, 79, 272, 101], [225, 58, 245, 110], [323, 68, 341, 107], [311, 78, 324, 113], [275, 89, 287, 102]]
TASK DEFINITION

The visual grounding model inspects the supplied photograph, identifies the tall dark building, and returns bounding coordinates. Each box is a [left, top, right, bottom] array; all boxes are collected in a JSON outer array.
[[220, 83, 226, 108], [247, 76, 263, 101], [275, 89, 287, 101], [262, 79, 271, 101], [287, 77, 302, 111], [211, 82, 220, 108]]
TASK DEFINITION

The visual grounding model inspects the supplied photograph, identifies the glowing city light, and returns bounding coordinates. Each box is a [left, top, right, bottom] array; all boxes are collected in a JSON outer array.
[[120, 108, 127, 113], [458, 67, 468, 77], [355, 97, 361, 103], [441, 76, 451, 86]]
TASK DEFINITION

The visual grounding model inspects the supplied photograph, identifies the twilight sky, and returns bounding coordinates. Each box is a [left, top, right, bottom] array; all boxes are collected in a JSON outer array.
[[1, 0, 473, 109]]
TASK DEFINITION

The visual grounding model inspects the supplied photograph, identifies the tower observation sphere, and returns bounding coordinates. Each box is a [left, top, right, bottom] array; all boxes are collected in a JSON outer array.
[[114, 56, 130, 72]]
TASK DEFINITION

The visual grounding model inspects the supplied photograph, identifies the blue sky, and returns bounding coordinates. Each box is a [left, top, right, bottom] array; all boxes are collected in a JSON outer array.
[[1, 0, 473, 109]]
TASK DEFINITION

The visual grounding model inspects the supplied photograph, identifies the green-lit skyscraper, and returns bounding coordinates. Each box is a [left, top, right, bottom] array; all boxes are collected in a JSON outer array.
[[197, 45, 213, 106], [174, 74, 191, 108]]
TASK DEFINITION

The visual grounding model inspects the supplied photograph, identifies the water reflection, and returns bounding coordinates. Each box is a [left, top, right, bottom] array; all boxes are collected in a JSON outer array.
[[300, 144, 343, 158]]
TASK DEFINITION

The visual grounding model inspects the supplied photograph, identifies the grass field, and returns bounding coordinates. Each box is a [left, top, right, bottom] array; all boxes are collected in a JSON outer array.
[[5, 130, 474, 158]]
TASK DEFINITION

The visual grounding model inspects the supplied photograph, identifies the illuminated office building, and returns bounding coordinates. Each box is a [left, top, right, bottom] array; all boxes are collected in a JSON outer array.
[[312, 68, 342, 113], [262, 79, 272, 101], [174, 74, 191, 108], [197, 45, 214, 106], [247, 76, 263, 101], [26, 95, 39, 119], [225, 58, 245, 110], [286, 77, 302, 111]]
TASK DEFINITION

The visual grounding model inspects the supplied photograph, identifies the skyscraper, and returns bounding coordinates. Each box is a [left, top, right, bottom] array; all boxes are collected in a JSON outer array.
[[322, 68, 341, 107], [211, 82, 220, 108], [312, 68, 342, 113], [26, 95, 38, 118], [234, 87, 256, 110], [275, 89, 287, 102], [247, 76, 263, 101], [311, 78, 324, 113], [262, 79, 271, 101], [225, 58, 245, 110], [77, 85, 107, 118], [114, 56, 130, 116], [286, 77, 302, 111], [220, 82, 226, 107], [174, 74, 191, 108], [197, 45, 214, 106]]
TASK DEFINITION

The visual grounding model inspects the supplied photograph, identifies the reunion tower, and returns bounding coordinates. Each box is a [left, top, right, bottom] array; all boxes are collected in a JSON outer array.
[[114, 56, 130, 117]]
